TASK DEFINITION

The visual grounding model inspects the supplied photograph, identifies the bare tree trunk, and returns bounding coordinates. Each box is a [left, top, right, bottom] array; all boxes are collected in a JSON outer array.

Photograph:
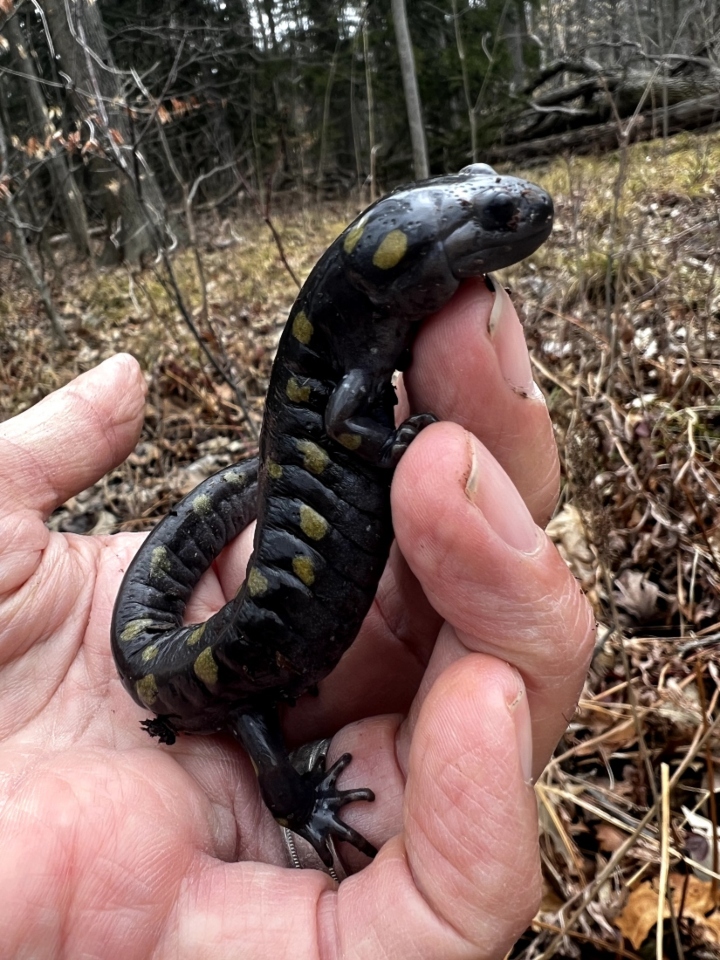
[[0, 111, 68, 347], [316, 41, 340, 194], [390, 0, 428, 179], [200, 64, 237, 200], [4, 12, 91, 257], [504, 0, 528, 91], [362, 18, 378, 202], [41, 0, 167, 263], [450, 0, 478, 161]]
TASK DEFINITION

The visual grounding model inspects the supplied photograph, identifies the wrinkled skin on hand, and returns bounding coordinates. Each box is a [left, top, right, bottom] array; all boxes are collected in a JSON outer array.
[[0, 281, 594, 960]]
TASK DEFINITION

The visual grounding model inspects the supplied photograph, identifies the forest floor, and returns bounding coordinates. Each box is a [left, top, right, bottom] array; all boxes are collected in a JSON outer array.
[[2, 131, 720, 959]]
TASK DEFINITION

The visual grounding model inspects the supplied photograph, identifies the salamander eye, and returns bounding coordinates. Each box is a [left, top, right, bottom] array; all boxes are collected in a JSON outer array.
[[479, 192, 518, 231]]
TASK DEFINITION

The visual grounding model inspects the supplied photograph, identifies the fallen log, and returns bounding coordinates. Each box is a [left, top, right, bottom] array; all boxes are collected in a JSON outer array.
[[488, 91, 720, 163]]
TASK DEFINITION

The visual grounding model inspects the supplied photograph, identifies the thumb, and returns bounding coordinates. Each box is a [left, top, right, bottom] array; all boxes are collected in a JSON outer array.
[[0, 354, 146, 518], [405, 651, 540, 948], [334, 652, 540, 959]]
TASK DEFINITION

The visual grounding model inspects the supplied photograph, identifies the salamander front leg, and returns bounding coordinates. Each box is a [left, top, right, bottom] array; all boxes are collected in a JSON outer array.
[[230, 708, 377, 867], [325, 368, 438, 468]]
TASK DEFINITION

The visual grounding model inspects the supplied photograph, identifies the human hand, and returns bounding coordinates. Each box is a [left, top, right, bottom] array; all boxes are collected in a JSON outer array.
[[0, 280, 594, 959]]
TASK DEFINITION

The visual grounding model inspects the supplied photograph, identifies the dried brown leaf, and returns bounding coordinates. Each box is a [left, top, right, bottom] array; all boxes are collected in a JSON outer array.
[[595, 822, 626, 852], [614, 570, 660, 622], [616, 875, 720, 950], [615, 881, 659, 950]]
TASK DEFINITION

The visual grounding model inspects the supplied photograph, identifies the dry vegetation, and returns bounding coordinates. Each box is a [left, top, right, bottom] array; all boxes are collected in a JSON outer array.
[[2, 131, 720, 958]]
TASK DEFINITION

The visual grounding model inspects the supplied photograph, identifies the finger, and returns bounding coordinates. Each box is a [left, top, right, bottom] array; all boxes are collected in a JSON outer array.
[[406, 278, 559, 526], [329, 654, 540, 959], [0, 354, 147, 518], [392, 421, 595, 772]]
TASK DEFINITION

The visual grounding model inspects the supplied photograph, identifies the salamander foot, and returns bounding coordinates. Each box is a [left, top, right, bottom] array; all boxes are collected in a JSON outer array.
[[231, 709, 377, 869], [140, 715, 178, 745], [292, 751, 377, 866]]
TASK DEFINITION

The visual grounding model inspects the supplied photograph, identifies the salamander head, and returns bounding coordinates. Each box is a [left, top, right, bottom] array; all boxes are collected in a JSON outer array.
[[440, 163, 554, 278], [337, 163, 553, 318]]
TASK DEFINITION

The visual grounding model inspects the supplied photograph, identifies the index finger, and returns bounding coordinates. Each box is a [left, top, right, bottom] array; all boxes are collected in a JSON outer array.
[[392, 421, 595, 772], [407, 278, 559, 525]]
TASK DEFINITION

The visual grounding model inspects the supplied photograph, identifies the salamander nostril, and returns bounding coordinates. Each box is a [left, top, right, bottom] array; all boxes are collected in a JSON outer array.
[[535, 192, 554, 223], [480, 193, 517, 230]]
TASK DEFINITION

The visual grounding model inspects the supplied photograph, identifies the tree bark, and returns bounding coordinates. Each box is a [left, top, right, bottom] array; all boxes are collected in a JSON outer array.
[[42, 0, 167, 263], [450, 0, 477, 161], [362, 18, 378, 202], [504, 0, 528, 91], [390, 0, 428, 180], [4, 12, 92, 257], [0, 110, 69, 346]]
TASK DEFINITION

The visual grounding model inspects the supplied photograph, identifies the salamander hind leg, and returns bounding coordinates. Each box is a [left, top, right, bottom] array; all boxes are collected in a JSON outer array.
[[230, 709, 377, 868]]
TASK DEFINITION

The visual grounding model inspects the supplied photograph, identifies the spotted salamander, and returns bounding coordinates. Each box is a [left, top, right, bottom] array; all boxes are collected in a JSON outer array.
[[111, 163, 553, 867]]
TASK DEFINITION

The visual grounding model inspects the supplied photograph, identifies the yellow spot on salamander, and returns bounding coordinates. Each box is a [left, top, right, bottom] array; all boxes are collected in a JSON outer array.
[[186, 624, 206, 646], [292, 310, 313, 345], [299, 504, 329, 541], [286, 377, 311, 403], [296, 439, 329, 475], [194, 647, 219, 686], [141, 643, 159, 663], [292, 555, 316, 586], [136, 674, 158, 707], [223, 471, 246, 486], [267, 459, 283, 480], [343, 221, 365, 254], [192, 494, 213, 516], [373, 229, 408, 270], [120, 618, 155, 642], [247, 567, 269, 597], [149, 545, 171, 580], [338, 432, 362, 451]]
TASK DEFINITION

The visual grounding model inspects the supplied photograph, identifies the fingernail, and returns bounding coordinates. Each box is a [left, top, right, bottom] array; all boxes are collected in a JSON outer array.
[[486, 278, 541, 400], [465, 437, 540, 553], [507, 670, 533, 783]]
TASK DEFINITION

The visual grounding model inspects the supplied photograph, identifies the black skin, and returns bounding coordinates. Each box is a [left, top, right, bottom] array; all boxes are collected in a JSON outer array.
[[111, 163, 554, 867]]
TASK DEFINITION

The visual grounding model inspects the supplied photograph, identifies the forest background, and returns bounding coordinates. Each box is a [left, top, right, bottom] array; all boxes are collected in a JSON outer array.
[[1, 1, 720, 957]]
